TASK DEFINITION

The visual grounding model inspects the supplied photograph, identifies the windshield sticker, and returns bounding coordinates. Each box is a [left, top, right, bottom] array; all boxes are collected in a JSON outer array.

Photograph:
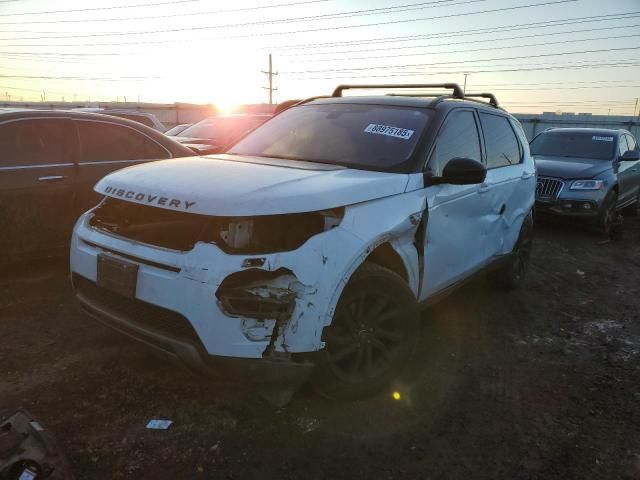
[[592, 136, 613, 142], [364, 124, 415, 140]]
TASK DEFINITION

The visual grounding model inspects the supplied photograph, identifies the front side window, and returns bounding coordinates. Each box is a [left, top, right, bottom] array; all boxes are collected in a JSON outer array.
[[626, 134, 638, 151], [530, 131, 616, 160], [228, 104, 431, 171], [429, 110, 481, 175], [0, 119, 69, 167], [480, 113, 522, 169], [76, 121, 168, 162]]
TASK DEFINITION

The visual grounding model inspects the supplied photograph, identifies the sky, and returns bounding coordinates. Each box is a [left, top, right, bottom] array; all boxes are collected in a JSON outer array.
[[0, 0, 638, 114]]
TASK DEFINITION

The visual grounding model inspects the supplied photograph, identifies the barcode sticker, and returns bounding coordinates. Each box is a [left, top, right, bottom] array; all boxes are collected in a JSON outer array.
[[364, 124, 414, 140]]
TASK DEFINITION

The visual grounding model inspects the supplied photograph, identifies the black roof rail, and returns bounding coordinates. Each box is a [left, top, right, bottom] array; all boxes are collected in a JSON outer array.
[[332, 83, 464, 99], [463, 93, 499, 108]]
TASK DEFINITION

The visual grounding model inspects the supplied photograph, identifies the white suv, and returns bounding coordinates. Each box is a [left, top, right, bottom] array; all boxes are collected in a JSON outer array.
[[70, 84, 535, 403]]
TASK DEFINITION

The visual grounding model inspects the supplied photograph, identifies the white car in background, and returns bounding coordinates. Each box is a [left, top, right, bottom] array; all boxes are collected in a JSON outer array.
[[70, 84, 535, 404]]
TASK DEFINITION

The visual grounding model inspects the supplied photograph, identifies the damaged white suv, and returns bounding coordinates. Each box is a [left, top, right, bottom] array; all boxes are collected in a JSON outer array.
[[71, 84, 535, 402]]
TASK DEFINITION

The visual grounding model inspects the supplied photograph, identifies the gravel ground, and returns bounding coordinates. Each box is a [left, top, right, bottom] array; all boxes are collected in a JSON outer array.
[[1, 218, 640, 480]]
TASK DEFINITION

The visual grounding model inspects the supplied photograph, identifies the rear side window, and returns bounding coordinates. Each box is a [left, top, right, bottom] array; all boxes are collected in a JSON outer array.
[[76, 121, 169, 162], [0, 118, 69, 167], [429, 110, 481, 175], [480, 113, 522, 168]]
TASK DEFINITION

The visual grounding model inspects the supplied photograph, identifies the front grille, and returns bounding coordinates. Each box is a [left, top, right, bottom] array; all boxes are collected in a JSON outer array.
[[536, 176, 564, 202], [73, 274, 200, 344]]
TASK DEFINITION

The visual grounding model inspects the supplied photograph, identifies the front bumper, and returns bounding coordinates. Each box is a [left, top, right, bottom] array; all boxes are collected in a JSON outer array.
[[73, 271, 312, 387], [535, 183, 608, 219], [70, 212, 363, 359]]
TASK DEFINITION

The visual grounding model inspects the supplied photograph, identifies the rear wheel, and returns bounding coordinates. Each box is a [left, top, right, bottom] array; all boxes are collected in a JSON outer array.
[[310, 263, 419, 400], [491, 212, 533, 291]]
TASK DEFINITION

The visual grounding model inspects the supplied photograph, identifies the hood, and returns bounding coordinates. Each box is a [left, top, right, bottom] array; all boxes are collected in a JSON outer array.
[[94, 154, 409, 216], [534, 155, 612, 179]]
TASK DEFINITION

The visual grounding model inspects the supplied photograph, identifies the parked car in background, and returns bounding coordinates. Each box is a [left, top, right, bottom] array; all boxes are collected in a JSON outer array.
[[0, 109, 195, 262], [530, 128, 640, 235], [73, 108, 167, 132], [164, 123, 191, 136], [70, 83, 535, 404], [174, 113, 271, 154]]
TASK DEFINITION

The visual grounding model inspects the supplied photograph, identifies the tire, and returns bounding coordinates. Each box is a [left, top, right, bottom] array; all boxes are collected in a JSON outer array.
[[310, 262, 420, 400], [598, 190, 618, 237], [490, 212, 534, 291]]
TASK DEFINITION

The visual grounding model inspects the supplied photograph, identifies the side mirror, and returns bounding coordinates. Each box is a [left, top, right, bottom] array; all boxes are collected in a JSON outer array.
[[430, 158, 486, 185], [620, 150, 640, 162]]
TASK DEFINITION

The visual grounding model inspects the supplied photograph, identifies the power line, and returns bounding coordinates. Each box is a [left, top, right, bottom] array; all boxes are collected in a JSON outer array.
[[0, 0, 490, 40], [264, 12, 639, 51], [289, 61, 640, 80], [282, 23, 640, 58], [1, 12, 637, 58], [0, 0, 442, 26], [283, 46, 640, 74], [0, 0, 577, 46], [288, 33, 640, 64], [0, 0, 287, 17]]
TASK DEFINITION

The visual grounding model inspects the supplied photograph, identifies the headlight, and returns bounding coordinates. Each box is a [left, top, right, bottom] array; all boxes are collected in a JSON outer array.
[[570, 179, 604, 190], [219, 208, 344, 253]]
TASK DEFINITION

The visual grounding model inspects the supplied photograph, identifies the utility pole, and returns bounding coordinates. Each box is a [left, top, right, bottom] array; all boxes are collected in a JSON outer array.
[[634, 97, 639, 117], [463, 73, 469, 94], [261, 53, 278, 104]]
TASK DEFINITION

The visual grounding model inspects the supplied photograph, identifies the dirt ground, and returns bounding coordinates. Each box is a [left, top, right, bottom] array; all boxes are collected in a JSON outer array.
[[1, 217, 640, 480]]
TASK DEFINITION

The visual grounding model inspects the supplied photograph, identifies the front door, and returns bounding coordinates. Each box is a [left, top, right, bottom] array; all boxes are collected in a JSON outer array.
[[0, 117, 76, 261], [420, 109, 492, 300]]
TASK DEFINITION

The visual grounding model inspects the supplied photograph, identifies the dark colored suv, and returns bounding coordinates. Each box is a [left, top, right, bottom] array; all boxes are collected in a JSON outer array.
[[530, 128, 640, 234], [0, 109, 195, 262]]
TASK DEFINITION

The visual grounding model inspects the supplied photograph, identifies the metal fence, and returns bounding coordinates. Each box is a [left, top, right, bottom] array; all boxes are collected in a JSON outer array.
[[513, 113, 640, 141]]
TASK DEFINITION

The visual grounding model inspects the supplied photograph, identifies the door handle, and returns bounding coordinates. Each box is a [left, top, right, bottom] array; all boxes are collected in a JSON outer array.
[[478, 183, 490, 194], [37, 175, 67, 182], [521, 172, 534, 180]]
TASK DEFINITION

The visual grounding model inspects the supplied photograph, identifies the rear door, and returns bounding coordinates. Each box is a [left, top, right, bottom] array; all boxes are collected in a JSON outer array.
[[0, 117, 76, 261], [421, 109, 492, 299], [478, 112, 528, 257], [73, 119, 172, 217]]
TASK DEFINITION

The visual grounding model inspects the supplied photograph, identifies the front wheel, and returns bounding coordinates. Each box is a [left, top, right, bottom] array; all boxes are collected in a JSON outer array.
[[310, 263, 420, 400], [598, 190, 618, 237]]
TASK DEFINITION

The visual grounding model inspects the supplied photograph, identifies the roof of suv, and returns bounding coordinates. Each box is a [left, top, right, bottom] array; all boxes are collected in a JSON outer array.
[[541, 127, 625, 136], [308, 95, 507, 114]]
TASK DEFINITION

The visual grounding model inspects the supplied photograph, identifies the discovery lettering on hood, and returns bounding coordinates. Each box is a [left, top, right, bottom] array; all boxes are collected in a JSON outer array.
[[102, 185, 196, 210]]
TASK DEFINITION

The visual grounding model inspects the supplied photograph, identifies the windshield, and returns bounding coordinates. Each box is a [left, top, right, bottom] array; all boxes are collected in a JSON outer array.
[[180, 116, 269, 144], [530, 131, 615, 160], [227, 103, 431, 171]]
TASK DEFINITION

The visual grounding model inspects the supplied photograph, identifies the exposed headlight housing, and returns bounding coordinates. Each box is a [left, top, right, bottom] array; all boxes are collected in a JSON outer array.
[[570, 179, 604, 190], [219, 208, 344, 253]]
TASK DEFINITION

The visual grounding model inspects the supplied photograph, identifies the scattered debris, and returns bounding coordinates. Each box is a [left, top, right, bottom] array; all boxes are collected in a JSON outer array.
[[145, 419, 173, 430], [0, 409, 74, 479], [576, 269, 585, 276]]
